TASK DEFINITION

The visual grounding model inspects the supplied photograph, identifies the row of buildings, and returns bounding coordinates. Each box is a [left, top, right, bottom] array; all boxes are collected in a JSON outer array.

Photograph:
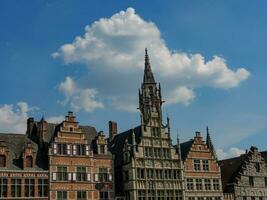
[[0, 50, 266, 200]]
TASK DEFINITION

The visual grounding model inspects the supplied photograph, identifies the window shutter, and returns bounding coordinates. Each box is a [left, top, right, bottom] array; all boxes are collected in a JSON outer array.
[[87, 173, 91, 181], [68, 173, 72, 181], [72, 173, 76, 181], [109, 174, 113, 181], [94, 174, 99, 182], [86, 145, 89, 155], [67, 144, 71, 155], [53, 143, 57, 154], [73, 145, 77, 155], [52, 172, 56, 181]]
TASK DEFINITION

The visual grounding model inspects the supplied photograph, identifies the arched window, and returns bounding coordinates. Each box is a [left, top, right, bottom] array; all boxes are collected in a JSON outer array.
[[0, 155, 6, 167], [26, 156, 33, 168]]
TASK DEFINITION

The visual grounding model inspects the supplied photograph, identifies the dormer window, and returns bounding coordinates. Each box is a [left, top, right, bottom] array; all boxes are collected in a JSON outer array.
[[26, 156, 33, 168], [0, 155, 6, 167]]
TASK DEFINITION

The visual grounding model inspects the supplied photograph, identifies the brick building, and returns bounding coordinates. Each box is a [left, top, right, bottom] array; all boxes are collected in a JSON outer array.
[[220, 146, 267, 200], [180, 129, 224, 200], [0, 111, 114, 200]]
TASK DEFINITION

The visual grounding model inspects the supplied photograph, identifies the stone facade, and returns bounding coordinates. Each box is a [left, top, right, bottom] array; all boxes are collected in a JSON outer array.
[[220, 146, 267, 200], [181, 131, 224, 200], [109, 49, 184, 200]]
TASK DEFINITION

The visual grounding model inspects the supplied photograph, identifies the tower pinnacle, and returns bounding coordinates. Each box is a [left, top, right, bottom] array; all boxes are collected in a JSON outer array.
[[143, 48, 155, 84]]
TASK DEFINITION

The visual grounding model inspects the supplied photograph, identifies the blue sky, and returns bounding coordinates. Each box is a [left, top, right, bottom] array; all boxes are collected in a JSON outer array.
[[0, 0, 266, 159]]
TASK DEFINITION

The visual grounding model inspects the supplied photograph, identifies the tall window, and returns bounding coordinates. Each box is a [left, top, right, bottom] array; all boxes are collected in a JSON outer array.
[[77, 166, 86, 181], [0, 155, 6, 167], [202, 160, 209, 171], [187, 179, 194, 190], [100, 191, 109, 200], [0, 178, 7, 197], [99, 167, 108, 182], [11, 178, 21, 197], [213, 179, 220, 190], [77, 191, 87, 200], [57, 166, 68, 181], [265, 177, 267, 187], [38, 179, 48, 197], [25, 178, 35, 197], [194, 160, 201, 171], [204, 179, 211, 190], [58, 144, 67, 155], [196, 179, 202, 190], [100, 145, 105, 154], [26, 156, 33, 168], [77, 144, 86, 155], [249, 176, 254, 186], [137, 168, 145, 179], [57, 191, 67, 200], [255, 163, 260, 172]]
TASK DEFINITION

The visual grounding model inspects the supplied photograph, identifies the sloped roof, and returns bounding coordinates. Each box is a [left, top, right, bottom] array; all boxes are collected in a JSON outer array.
[[180, 139, 194, 161], [109, 125, 142, 167]]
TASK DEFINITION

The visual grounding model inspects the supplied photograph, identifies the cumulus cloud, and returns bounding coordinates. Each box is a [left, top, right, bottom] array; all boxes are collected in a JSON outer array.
[[46, 115, 65, 123], [53, 7, 250, 111], [217, 147, 246, 160], [0, 102, 30, 133], [58, 76, 104, 112]]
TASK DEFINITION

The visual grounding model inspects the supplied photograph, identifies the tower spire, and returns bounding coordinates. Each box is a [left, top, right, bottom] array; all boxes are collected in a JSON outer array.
[[206, 126, 217, 160], [143, 48, 155, 84]]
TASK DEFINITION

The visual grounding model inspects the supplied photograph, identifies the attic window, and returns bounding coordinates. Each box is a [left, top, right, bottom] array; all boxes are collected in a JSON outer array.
[[26, 156, 33, 168], [255, 163, 260, 172], [0, 155, 6, 167]]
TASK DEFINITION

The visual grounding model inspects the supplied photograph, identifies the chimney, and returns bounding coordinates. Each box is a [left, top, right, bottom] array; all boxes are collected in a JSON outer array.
[[27, 117, 34, 135], [38, 118, 48, 143], [109, 121, 117, 140]]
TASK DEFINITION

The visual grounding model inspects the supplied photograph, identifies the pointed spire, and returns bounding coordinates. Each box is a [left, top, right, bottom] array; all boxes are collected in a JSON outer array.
[[143, 48, 155, 84], [206, 126, 217, 160]]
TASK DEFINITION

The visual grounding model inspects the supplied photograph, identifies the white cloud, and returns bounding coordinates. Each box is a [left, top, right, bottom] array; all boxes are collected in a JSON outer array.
[[58, 76, 104, 112], [46, 115, 65, 123], [53, 7, 250, 111], [0, 102, 29, 133], [217, 147, 246, 160]]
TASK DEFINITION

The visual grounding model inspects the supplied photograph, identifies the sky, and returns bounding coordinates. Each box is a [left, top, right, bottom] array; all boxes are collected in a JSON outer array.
[[0, 0, 266, 159]]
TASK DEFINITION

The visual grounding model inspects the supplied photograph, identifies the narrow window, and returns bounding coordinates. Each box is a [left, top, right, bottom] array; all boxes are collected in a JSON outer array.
[[57, 166, 68, 181], [249, 176, 254, 186], [100, 191, 109, 200], [196, 179, 202, 190], [0, 155, 6, 167], [77, 191, 87, 200], [0, 178, 7, 197], [194, 160, 201, 171], [11, 178, 21, 197], [99, 167, 108, 182], [255, 163, 260, 172], [77, 166, 86, 182], [57, 191, 67, 200], [187, 179, 194, 190], [24, 178, 35, 197], [38, 179, 48, 197], [202, 160, 209, 171]]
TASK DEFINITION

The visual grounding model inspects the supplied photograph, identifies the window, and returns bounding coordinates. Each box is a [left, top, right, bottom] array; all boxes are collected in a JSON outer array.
[[202, 160, 209, 171], [215, 197, 221, 200], [194, 160, 201, 171], [26, 156, 33, 168], [243, 197, 247, 200], [25, 178, 34, 197], [255, 163, 260, 172], [196, 179, 202, 190], [187, 179, 194, 190], [204, 179, 211, 190], [189, 197, 195, 200], [213, 179, 220, 190], [38, 179, 48, 197], [57, 144, 67, 155], [251, 197, 255, 200], [77, 144, 86, 155], [77, 191, 87, 200], [100, 191, 109, 200], [0, 178, 7, 197], [99, 167, 108, 182], [69, 127, 73, 132], [124, 170, 129, 181], [57, 191, 67, 200], [11, 178, 21, 197], [77, 166, 86, 182], [0, 155, 6, 167], [265, 177, 267, 187], [259, 197, 263, 200], [249, 176, 254, 186], [137, 168, 145, 179], [100, 145, 105, 154], [57, 166, 68, 181], [152, 127, 160, 137], [206, 197, 212, 200]]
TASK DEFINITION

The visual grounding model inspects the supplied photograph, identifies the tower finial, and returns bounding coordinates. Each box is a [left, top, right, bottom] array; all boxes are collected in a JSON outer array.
[[143, 48, 155, 84]]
